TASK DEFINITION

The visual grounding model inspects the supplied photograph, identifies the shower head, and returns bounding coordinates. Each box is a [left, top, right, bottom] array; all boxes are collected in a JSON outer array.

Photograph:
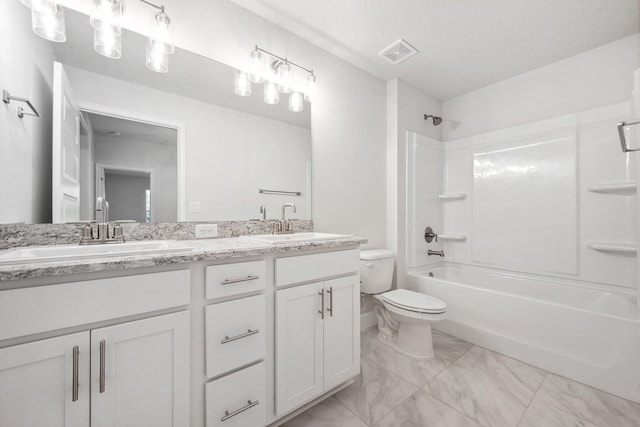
[[424, 114, 443, 126]]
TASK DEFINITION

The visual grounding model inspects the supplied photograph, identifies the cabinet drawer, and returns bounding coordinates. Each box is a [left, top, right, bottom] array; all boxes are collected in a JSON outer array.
[[0, 270, 190, 341], [205, 294, 266, 378], [275, 249, 359, 287], [205, 260, 266, 300], [205, 362, 266, 427]]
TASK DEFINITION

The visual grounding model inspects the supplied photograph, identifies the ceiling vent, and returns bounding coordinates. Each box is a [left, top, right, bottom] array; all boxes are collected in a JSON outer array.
[[378, 39, 418, 65]]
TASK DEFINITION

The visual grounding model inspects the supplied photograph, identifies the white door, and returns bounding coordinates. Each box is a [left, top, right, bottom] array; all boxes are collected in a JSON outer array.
[[52, 61, 81, 223], [91, 311, 190, 427], [275, 282, 324, 416], [0, 332, 90, 427], [323, 275, 361, 390]]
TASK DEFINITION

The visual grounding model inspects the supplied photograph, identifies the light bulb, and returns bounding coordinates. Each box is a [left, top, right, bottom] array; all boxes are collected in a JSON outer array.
[[289, 91, 304, 113], [146, 40, 169, 73], [277, 61, 293, 94], [31, 2, 66, 43], [90, 0, 124, 30], [248, 49, 265, 83], [264, 81, 279, 105], [149, 9, 175, 54], [304, 73, 317, 102], [234, 70, 251, 96], [94, 23, 122, 59]]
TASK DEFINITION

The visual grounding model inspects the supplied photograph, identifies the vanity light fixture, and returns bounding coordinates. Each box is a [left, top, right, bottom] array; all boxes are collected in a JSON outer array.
[[142, 0, 175, 73], [235, 45, 317, 112], [20, 0, 66, 43], [91, 0, 125, 59]]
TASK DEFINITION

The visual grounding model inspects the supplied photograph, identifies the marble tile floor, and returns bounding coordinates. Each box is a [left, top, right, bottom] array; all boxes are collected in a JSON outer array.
[[283, 329, 640, 427]]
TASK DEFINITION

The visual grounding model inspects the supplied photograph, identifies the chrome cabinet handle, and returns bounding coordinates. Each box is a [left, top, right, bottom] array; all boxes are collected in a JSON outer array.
[[221, 329, 259, 344], [221, 400, 259, 422], [72, 346, 79, 402], [221, 275, 260, 286], [99, 340, 106, 393], [318, 289, 324, 319], [327, 287, 333, 317]]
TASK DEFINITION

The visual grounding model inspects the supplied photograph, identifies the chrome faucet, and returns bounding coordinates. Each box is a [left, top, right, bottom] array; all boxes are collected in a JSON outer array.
[[428, 250, 445, 257], [80, 196, 124, 245], [274, 203, 296, 234]]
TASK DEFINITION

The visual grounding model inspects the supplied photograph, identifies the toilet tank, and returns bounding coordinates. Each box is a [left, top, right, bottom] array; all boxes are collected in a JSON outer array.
[[359, 249, 395, 294]]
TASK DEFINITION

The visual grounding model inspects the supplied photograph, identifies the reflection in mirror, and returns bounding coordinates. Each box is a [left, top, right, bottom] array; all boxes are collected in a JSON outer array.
[[0, 1, 312, 224]]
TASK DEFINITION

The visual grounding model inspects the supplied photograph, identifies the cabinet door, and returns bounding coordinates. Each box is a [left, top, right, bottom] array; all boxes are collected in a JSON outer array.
[[0, 332, 90, 427], [323, 275, 360, 390], [91, 311, 190, 427], [275, 282, 324, 416]]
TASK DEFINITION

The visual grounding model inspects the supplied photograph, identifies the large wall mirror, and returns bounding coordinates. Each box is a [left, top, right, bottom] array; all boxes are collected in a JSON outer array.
[[0, 0, 312, 224]]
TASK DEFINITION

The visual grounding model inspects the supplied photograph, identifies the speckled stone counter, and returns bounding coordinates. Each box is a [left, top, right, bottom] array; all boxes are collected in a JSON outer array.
[[0, 235, 367, 282]]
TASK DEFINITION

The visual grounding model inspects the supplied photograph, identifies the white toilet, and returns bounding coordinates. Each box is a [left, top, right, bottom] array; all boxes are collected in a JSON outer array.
[[360, 249, 446, 359]]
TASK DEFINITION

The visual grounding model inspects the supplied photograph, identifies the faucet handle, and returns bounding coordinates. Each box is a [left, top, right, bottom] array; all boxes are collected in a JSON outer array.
[[424, 226, 438, 243]]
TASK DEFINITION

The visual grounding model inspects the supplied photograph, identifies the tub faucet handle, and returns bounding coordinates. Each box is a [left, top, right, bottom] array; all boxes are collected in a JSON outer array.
[[424, 226, 438, 243]]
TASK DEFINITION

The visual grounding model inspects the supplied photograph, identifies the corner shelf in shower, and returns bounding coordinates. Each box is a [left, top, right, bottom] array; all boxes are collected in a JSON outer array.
[[587, 242, 637, 255], [586, 182, 636, 195], [438, 233, 467, 241], [438, 193, 467, 201]]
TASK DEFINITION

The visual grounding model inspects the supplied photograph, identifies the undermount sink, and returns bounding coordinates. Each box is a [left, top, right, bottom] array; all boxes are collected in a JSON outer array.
[[0, 240, 192, 265], [241, 232, 352, 244]]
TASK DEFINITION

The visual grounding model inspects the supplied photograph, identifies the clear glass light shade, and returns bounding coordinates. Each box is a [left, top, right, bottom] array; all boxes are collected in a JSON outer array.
[[248, 49, 265, 83], [21, 0, 56, 12], [146, 40, 170, 73], [149, 10, 175, 54], [264, 81, 279, 105], [31, 4, 66, 43], [94, 23, 122, 59], [90, 0, 125, 29], [234, 70, 252, 96], [276, 61, 293, 93], [304, 74, 317, 102], [289, 91, 304, 113]]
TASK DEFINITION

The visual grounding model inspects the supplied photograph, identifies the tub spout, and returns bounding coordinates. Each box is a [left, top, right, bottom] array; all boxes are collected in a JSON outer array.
[[428, 250, 445, 257]]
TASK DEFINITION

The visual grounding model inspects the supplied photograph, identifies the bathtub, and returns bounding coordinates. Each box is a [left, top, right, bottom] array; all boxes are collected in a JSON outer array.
[[407, 264, 640, 403]]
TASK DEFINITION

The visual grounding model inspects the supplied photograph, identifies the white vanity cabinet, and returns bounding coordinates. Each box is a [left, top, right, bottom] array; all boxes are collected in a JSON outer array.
[[203, 260, 267, 427], [274, 250, 360, 416], [0, 270, 191, 427]]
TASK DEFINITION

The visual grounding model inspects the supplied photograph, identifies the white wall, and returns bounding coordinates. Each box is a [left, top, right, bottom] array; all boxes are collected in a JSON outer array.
[[387, 79, 442, 288], [0, 1, 55, 223], [58, 0, 388, 247], [94, 134, 177, 222], [105, 173, 150, 222], [66, 66, 311, 222], [442, 34, 640, 140]]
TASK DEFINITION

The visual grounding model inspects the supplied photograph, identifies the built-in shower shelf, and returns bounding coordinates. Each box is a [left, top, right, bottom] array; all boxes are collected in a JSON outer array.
[[586, 182, 636, 195], [588, 242, 637, 255], [439, 233, 467, 241], [438, 193, 467, 201]]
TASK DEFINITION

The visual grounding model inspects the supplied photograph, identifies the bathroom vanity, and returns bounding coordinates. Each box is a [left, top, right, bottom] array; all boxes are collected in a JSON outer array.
[[0, 234, 363, 427]]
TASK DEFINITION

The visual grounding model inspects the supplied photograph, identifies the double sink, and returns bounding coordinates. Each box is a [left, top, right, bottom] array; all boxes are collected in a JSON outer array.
[[0, 232, 352, 266]]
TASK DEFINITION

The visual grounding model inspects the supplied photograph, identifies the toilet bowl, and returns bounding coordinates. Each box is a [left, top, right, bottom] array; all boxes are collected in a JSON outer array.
[[360, 249, 446, 359]]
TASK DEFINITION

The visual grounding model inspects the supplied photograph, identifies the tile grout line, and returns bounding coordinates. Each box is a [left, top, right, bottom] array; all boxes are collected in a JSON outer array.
[[513, 371, 549, 427]]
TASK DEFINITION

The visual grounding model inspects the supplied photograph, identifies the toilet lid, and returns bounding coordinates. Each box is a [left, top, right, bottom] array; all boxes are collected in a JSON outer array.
[[382, 289, 446, 314]]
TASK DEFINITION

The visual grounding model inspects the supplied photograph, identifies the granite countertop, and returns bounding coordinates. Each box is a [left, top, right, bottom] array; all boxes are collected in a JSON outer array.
[[0, 235, 367, 281]]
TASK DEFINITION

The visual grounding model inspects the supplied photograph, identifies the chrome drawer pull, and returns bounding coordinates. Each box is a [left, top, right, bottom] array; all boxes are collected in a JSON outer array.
[[221, 400, 259, 422], [99, 340, 106, 393], [327, 286, 333, 317], [220, 275, 260, 286], [318, 289, 324, 319], [221, 329, 260, 344], [72, 346, 79, 402]]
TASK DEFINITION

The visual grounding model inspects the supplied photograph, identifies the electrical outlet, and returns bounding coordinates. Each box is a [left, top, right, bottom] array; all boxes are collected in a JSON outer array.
[[188, 201, 201, 213], [195, 224, 218, 238]]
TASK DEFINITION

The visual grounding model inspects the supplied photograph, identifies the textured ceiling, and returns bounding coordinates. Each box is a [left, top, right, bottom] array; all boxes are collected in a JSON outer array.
[[232, 0, 640, 100]]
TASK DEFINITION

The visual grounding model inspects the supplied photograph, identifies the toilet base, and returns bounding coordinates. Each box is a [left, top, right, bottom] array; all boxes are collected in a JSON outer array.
[[377, 322, 435, 360]]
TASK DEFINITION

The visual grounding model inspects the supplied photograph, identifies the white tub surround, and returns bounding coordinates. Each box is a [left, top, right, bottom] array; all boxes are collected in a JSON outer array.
[[408, 265, 640, 403]]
